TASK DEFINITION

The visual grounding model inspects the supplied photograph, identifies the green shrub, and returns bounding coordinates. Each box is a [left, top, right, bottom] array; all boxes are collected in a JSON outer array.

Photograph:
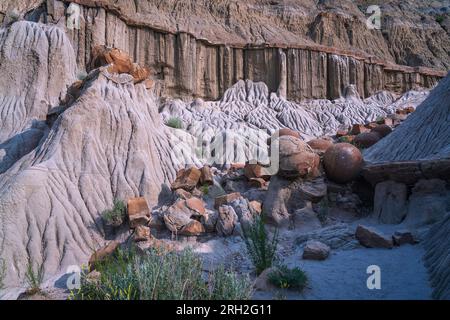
[[69, 247, 253, 300], [268, 265, 308, 291], [165, 117, 184, 129], [102, 200, 126, 227], [242, 216, 279, 275], [200, 184, 209, 195], [436, 15, 445, 24], [25, 260, 44, 295]]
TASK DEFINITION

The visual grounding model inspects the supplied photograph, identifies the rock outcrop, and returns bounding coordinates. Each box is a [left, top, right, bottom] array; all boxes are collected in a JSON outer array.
[[363, 73, 450, 194], [423, 214, 450, 300], [0, 21, 199, 288], [9, 0, 446, 102]]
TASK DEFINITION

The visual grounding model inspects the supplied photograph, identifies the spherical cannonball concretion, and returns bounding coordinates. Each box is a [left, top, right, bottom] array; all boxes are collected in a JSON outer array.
[[371, 124, 392, 138], [323, 143, 363, 183], [353, 132, 381, 148]]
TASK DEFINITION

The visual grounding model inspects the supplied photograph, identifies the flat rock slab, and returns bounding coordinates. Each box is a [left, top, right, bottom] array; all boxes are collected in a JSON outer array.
[[356, 225, 393, 249], [88, 241, 120, 270]]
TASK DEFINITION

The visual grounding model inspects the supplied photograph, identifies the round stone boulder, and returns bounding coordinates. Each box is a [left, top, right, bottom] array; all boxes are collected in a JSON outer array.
[[353, 132, 381, 148], [278, 136, 320, 179], [323, 143, 363, 183], [371, 124, 392, 138]]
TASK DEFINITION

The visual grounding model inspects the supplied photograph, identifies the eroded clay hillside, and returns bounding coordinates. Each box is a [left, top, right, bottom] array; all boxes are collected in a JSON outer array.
[[0, 0, 448, 301]]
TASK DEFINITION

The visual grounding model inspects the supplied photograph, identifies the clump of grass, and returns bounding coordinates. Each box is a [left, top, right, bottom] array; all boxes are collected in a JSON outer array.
[[200, 184, 209, 195], [268, 265, 308, 291], [436, 15, 445, 24], [0, 259, 5, 290], [69, 247, 253, 300], [242, 216, 279, 275], [102, 200, 126, 228], [165, 117, 184, 129], [207, 265, 254, 300], [25, 260, 44, 295]]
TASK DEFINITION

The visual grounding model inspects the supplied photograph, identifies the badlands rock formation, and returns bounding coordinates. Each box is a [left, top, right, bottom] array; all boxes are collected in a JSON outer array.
[[1, 0, 447, 101], [0, 0, 449, 301], [361, 74, 450, 300], [0, 21, 198, 288]]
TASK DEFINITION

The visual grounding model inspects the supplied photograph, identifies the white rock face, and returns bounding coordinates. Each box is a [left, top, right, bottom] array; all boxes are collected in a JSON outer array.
[[0, 21, 76, 143], [0, 22, 198, 289], [364, 73, 450, 162]]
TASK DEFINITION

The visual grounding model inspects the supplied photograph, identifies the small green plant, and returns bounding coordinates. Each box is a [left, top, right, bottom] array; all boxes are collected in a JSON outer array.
[[25, 260, 44, 295], [102, 200, 126, 227], [436, 15, 445, 24], [242, 216, 279, 275], [69, 247, 253, 300], [338, 136, 352, 143], [200, 184, 209, 195], [268, 265, 308, 291], [165, 117, 184, 129]]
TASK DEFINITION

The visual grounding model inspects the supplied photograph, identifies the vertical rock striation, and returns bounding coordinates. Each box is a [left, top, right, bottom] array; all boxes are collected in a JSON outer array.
[[25, 0, 445, 102]]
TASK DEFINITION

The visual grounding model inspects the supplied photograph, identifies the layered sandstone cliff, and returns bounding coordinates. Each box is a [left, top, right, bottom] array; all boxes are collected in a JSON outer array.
[[3, 0, 446, 102]]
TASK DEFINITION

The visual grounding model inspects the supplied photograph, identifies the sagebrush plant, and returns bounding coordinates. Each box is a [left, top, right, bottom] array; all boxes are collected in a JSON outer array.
[[165, 117, 184, 129], [242, 216, 279, 275], [102, 200, 127, 227], [268, 265, 308, 291], [69, 247, 253, 300], [25, 260, 44, 295]]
